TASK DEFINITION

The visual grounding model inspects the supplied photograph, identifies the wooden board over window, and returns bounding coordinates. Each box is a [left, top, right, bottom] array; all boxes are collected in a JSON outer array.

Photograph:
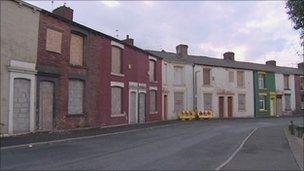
[[70, 33, 84, 66], [46, 28, 62, 53], [111, 46, 122, 74]]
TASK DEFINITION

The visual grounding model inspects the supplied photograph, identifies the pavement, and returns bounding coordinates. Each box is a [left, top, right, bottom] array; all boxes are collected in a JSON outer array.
[[1, 116, 303, 170]]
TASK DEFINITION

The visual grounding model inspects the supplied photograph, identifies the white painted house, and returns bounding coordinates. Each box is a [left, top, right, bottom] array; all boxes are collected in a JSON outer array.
[[150, 45, 255, 119]]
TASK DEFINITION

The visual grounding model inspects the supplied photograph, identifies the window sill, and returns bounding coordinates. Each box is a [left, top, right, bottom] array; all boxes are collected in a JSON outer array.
[[111, 72, 125, 77], [150, 81, 158, 84], [111, 114, 126, 117], [284, 89, 291, 91], [150, 112, 158, 115], [238, 110, 246, 112], [173, 84, 186, 87], [259, 88, 267, 90], [69, 64, 87, 69], [259, 109, 267, 112], [203, 84, 213, 87], [46, 49, 62, 55], [237, 86, 245, 89], [66, 113, 87, 117]]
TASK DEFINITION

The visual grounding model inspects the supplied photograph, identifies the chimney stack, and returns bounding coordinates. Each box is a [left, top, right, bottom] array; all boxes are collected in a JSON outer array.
[[223, 52, 235, 61], [122, 35, 134, 46], [176, 44, 188, 58], [266, 60, 276, 67], [52, 5, 73, 21], [298, 62, 304, 70]]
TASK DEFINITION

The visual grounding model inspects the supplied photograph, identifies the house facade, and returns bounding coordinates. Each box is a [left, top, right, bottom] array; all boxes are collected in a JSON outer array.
[[295, 62, 304, 114], [0, 0, 40, 135], [35, 5, 162, 131]]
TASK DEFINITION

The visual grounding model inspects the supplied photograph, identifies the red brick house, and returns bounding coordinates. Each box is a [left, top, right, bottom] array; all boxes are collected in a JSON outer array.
[[295, 62, 304, 114], [36, 5, 162, 131]]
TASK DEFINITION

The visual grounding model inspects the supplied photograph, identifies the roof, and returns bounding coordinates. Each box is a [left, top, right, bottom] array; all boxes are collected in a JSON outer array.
[[147, 50, 304, 75], [22, 1, 162, 59]]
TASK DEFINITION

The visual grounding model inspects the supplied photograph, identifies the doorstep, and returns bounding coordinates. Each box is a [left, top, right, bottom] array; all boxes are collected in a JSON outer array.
[[0, 120, 179, 149]]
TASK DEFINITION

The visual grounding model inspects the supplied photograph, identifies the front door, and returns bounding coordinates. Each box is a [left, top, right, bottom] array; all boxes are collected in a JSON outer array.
[[270, 97, 275, 116], [138, 93, 146, 123], [228, 96, 233, 118], [39, 81, 54, 131], [276, 96, 282, 116], [129, 91, 137, 124], [219, 96, 224, 118], [164, 95, 168, 120], [13, 78, 31, 134]]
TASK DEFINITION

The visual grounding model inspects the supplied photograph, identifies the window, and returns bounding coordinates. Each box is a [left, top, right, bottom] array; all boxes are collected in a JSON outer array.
[[237, 71, 245, 88], [229, 71, 234, 83], [70, 33, 84, 66], [284, 75, 289, 89], [285, 94, 291, 111], [46, 28, 62, 53], [174, 92, 184, 112], [301, 77, 304, 90], [258, 73, 265, 89], [203, 68, 211, 85], [149, 60, 156, 82], [259, 95, 266, 110], [68, 80, 84, 114], [111, 87, 122, 115], [111, 46, 122, 74], [203, 93, 212, 110], [174, 66, 184, 85], [150, 90, 157, 112], [238, 94, 246, 111]]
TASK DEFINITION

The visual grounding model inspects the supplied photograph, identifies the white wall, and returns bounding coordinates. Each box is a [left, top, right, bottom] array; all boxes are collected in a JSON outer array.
[[196, 65, 254, 118], [275, 73, 296, 113], [162, 61, 193, 120]]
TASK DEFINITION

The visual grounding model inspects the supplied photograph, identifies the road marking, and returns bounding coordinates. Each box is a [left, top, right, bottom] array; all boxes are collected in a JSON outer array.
[[0, 122, 182, 150], [215, 127, 258, 171]]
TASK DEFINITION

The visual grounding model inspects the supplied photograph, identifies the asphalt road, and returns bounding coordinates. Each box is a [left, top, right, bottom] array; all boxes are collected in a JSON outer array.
[[1, 117, 303, 170]]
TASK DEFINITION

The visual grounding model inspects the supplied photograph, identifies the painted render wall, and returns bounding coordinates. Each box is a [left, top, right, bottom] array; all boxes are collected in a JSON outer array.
[[196, 66, 254, 118], [0, 0, 40, 134], [162, 61, 193, 120], [275, 73, 296, 114]]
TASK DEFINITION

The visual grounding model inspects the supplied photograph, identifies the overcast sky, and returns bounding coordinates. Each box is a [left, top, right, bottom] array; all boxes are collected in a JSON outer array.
[[26, 1, 303, 67]]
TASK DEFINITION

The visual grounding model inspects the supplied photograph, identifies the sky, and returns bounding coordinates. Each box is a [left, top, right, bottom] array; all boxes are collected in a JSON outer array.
[[26, 0, 303, 68]]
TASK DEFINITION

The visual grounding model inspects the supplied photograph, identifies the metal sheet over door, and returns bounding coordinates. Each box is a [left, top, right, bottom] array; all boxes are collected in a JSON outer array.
[[13, 78, 30, 134], [138, 93, 145, 123], [228, 96, 233, 118], [39, 81, 54, 130], [219, 96, 224, 118], [129, 92, 137, 124], [276, 97, 282, 115]]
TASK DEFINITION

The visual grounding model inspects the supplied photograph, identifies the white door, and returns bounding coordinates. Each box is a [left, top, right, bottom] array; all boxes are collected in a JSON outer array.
[[270, 98, 275, 116], [129, 91, 137, 124]]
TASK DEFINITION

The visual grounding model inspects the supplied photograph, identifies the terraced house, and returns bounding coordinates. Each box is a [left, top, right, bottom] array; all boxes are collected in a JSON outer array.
[[149, 45, 303, 119], [0, 0, 40, 135]]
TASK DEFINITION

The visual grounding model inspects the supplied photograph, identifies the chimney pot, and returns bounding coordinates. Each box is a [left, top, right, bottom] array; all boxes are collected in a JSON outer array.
[[122, 35, 134, 46], [176, 44, 188, 58], [223, 52, 235, 61], [266, 60, 276, 67], [52, 5, 73, 21], [298, 62, 304, 70]]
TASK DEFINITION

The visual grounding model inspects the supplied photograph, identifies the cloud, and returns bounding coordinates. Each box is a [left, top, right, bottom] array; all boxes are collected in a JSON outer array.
[[101, 1, 120, 7]]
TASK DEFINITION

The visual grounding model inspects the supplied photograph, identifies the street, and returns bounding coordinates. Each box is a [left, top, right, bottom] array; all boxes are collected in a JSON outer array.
[[1, 117, 303, 170]]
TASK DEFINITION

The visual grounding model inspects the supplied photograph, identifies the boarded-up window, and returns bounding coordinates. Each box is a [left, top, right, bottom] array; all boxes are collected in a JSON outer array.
[[68, 80, 84, 114], [70, 33, 84, 66], [238, 94, 246, 111], [284, 75, 289, 89], [111, 46, 122, 74], [203, 68, 211, 85], [285, 94, 291, 110], [174, 92, 184, 112], [149, 60, 156, 82], [258, 74, 265, 89], [203, 93, 212, 110], [301, 77, 304, 90], [174, 66, 184, 85], [111, 87, 122, 115], [46, 28, 62, 53], [229, 71, 234, 83], [150, 90, 157, 112], [237, 71, 245, 88]]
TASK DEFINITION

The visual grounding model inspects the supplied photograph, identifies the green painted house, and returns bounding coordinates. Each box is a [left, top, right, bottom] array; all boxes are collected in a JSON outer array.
[[253, 71, 276, 117]]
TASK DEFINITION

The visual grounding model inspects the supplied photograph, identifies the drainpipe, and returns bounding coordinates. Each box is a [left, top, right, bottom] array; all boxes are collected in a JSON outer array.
[[193, 64, 200, 111]]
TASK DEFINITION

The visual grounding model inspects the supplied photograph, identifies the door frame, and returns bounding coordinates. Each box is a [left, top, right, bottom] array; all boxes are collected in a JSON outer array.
[[227, 96, 233, 118], [128, 90, 138, 124], [218, 96, 225, 118]]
